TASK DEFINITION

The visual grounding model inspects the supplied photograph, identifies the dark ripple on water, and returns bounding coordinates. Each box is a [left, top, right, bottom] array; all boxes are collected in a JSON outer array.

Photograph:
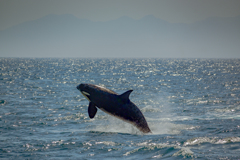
[[0, 58, 240, 159]]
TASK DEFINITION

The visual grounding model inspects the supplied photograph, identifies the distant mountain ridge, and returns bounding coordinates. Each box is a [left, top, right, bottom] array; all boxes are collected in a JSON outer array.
[[1, 14, 240, 58]]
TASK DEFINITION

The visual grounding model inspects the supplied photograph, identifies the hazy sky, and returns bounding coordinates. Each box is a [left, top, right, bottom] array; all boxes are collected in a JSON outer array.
[[1, 0, 240, 58], [1, 0, 240, 30]]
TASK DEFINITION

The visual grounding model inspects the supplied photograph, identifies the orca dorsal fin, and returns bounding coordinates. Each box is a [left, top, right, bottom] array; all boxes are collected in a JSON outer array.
[[119, 90, 133, 103]]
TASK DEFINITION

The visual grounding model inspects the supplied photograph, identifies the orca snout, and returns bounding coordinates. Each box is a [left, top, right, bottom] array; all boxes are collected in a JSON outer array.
[[76, 84, 83, 91], [76, 84, 80, 90]]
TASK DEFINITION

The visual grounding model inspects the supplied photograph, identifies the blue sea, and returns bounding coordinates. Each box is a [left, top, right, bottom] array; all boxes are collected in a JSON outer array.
[[1, 58, 240, 159]]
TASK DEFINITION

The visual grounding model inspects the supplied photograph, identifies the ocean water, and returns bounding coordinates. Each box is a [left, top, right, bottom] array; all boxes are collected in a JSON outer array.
[[0, 58, 240, 159]]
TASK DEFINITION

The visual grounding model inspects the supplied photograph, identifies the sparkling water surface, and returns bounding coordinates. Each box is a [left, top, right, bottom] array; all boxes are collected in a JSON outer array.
[[1, 58, 240, 159]]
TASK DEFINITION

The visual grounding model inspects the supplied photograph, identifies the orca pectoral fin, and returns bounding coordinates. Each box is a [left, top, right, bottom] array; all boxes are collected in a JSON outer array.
[[88, 102, 97, 119]]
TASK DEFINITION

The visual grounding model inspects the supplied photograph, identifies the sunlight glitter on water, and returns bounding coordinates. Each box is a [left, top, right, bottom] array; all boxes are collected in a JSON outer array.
[[1, 58, 240, 159]]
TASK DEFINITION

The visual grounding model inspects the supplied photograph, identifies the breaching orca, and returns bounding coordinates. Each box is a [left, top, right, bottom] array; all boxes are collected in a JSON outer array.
[[76, 83, 151, 133]]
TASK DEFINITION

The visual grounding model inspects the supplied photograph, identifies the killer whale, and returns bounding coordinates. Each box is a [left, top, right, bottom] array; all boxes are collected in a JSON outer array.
[[76, 83, 151, 133]]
